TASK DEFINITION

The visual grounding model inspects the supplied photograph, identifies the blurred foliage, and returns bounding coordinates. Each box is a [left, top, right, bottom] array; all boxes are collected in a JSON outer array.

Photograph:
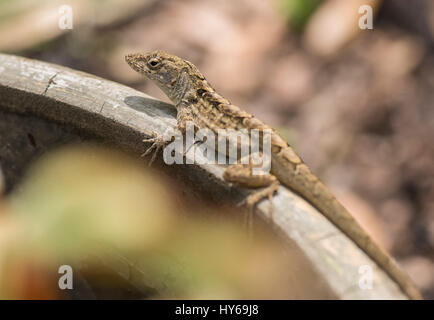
[[0, 0, 40, 22], [0, 146, 293, 299], [0, 0, 152, 52], [279, 0, 323, 30]]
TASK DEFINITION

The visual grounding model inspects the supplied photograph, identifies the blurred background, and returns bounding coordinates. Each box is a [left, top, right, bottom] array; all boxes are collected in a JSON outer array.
[[0, 0, 433, 298]]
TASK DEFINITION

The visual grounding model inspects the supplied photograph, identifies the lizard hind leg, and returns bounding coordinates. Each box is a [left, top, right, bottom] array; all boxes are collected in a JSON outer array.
[[243, 180, 279, 217], [223, 163, 280, 220]]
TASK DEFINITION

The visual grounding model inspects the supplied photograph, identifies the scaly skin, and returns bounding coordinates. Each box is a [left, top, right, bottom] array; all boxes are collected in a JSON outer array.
[[125, 50, 422, 299]]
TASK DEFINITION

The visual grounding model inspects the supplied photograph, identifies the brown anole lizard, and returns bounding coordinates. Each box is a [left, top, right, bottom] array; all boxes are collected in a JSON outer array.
[[125, 50, 421, 299]]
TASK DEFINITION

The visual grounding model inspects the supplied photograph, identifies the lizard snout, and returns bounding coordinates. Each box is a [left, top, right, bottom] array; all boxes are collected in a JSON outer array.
[[125, 53, 135, 64]]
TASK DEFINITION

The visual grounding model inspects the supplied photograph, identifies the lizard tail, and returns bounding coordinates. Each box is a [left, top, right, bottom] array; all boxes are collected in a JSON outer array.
[[272, 158, 422, 300]]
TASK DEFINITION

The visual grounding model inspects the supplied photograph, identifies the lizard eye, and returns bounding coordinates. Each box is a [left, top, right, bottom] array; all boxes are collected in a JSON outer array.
[[148, 58, 161, 68]]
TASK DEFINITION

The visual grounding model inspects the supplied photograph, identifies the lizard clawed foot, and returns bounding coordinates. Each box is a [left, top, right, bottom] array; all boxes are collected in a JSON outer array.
[[237, 181, 280, 232], [142, 131, 169, 166], [239, 181, 279, 218]]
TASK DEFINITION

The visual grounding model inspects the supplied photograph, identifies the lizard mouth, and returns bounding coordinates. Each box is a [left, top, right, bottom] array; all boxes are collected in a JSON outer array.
[[124, 53, 136, 66], [125, 54, 150, 75]]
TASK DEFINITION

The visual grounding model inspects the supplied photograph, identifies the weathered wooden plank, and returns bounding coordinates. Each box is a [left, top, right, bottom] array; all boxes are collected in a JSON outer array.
[[0, 53, 407, 299]]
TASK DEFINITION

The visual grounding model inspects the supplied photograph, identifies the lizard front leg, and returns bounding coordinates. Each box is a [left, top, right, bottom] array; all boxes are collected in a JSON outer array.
[[143, 103, 194, 165], [223, 163, 279, 218], [142, 129, 177, 166]]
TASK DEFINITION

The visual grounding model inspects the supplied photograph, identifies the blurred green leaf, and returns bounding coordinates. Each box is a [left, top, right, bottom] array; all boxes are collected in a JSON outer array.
[[279, 0, 323, 31], [0, 146, 295, 299]]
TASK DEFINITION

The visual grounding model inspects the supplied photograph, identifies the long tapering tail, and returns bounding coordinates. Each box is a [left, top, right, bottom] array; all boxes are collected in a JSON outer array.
[[271, 152, 422, 299]]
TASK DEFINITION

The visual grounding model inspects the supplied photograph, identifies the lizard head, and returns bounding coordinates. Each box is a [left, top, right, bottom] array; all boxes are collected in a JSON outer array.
[[125, 50, 205, 105]]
